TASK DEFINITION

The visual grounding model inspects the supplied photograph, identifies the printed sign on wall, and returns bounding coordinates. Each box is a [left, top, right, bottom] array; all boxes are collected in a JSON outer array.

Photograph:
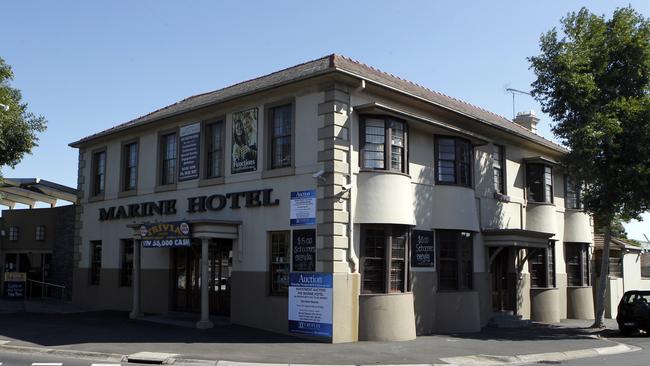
[[231, 108, 258, 174], [178, 122, 201, 181], [140, 221, 191, 248], [292, 229, 316, 272], [288, 272, 333, 338], [3, 272, 26, 299], [290, 190, 316, 226], [411, 230, 435, 268]]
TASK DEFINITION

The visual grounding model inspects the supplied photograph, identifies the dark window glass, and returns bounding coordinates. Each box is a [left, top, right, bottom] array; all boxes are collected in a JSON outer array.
[[93, 151, 106, 195], [526, 163, 553, 203], [270, 231, 290, 294], [124, 143, 138, 191], [565, 176, 583, 209], [435, 137, 472, 186], [206, 122, 224, 178], [9, 226, 18, 241], [360, 116, 408, 173], [529, 242, 556, 288], [493, 144, 505, 193], [270, 105, 292, 169], [90, 241, 102, 285], [437, 230, 473, 291], [35, 225, 45, 241], [360, 225, 410, 294], [120, 239, 134, 287], [161, 133, 177, 185], [566, 243, 590, 286]]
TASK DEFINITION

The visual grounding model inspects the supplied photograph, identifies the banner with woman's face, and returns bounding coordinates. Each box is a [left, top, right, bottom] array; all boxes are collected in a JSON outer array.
[[231, 108, 258, 174]]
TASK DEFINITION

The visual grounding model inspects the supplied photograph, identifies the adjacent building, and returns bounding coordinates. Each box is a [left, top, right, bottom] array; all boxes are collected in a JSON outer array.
[[69, 55, 594, 342]]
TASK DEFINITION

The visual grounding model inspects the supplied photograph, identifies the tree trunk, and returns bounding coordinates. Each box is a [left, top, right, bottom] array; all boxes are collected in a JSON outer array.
[[592, 222, 612, 328]]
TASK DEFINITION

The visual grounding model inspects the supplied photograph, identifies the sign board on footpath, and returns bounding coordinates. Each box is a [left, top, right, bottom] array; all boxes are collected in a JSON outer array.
[[288, 272, 333, 338]]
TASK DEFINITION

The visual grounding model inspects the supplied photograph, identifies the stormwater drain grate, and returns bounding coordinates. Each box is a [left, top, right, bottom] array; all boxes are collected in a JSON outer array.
[[126, 352, 178, 365]]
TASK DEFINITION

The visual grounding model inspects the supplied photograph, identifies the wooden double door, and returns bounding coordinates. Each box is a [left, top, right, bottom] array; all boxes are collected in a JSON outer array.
[[172, 239, 232, 315], [491, 247, 515, 312]]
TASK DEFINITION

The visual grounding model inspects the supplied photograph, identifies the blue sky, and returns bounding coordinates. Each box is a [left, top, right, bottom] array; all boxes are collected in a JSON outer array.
[[1, 1, 649, 240]]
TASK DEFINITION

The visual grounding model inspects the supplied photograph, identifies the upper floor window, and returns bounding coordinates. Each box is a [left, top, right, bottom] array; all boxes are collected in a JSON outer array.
[[9, 226, 18, 241], [526, 163, 553, 203], [437, 230, 473, 291], [493, 144, 505, 194], [360, 225, 409, 294], [160, 132, 177, 185], [35, 225, 45, 241], [269, 104, 292, 169], [92, 150, 106, 196], [205, 121, 224, 178], [123, 142, 138, 191], [565, 176, 583, 209], [529, 242, 556, 288], [435, 136, 472, 186], [360, 116, 408, 173]]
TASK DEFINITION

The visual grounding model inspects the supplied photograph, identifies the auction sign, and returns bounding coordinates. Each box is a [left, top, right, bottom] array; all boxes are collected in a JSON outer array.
[[288, 273, 333, 338], [178, 122, 201, 181], [290, 190, 316, 226], [140, 221, 191, 248]]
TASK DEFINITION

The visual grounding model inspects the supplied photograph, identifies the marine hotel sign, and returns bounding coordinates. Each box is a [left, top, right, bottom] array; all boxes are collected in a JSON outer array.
[[98, 188, 279, 221]]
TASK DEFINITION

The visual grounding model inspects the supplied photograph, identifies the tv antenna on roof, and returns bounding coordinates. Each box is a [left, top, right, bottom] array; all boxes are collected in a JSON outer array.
[[506, 88, 531, 120]]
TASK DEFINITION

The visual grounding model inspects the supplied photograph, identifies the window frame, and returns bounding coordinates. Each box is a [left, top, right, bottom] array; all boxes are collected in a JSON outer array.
[[526, 163, 554, 203], [436, 230, 474, 291], [359, 225, 410, 294], [564, 176, 583, 210], [269, 231, 291, 296], [492, 144, 506, 194], [264, 99, 296, 175], [8, 226, 19, 241], [35, 225, 46, 241], [529, 242, 556, 289], [565, 243, 590, 287], [434, 136, 473, 187], [359, 115, 409, 174], [90, 147, 107, 199], [89, 240, 102, 286], [119, 239, 134, 287], [119, 138, 139, 195], [156, 129, 179, 190], [201, 118, 226, 182]]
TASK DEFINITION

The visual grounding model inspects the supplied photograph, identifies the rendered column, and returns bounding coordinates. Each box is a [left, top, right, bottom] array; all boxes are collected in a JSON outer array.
[[129, 240, 142, 319], [196, 237, 214, 329]]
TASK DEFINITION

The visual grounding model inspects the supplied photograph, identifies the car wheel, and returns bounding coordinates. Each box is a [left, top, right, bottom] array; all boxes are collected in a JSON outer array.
[[620, 326, 635, 336]]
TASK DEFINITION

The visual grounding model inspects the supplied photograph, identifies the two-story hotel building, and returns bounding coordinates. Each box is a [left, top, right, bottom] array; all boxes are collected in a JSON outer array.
[[70, 55, 594, 342]]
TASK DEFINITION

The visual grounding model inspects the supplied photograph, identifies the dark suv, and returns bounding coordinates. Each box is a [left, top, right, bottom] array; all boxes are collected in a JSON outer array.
[[617, 290, 650, 335]]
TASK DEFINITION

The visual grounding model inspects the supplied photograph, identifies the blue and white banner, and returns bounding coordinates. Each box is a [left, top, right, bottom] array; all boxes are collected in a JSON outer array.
[[288, 273, 333, 338], [290, 190, 316, 226]]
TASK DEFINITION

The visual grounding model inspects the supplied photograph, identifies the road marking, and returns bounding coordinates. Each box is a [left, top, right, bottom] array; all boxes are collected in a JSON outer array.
[[91, 364, 121, 366]]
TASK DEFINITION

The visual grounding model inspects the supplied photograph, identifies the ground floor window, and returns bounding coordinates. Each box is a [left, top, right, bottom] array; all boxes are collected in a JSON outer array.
[[120, 239, 134, 287], [529, 242, 556, 288], [565, 243, 590, 286], [360, 225, 410, 294], [437, 230, 473, 291], [90, 241, 102, 285], [269, 231, 290, 295]]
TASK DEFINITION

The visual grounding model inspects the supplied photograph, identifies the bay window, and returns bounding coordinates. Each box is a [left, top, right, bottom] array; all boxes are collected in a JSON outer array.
[[435, 136, 472, 186], [360, 116, 408, 173], [565, 176, 583, 209], [360, 225, 409, 294], [437, 230, 473, 291], [565, 243, 590, 286], [526, 163, 553, 203], [529, 242, 556, 288]]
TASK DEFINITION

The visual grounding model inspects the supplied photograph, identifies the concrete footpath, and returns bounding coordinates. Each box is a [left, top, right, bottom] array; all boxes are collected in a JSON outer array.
[[0, 311, 639, 365]]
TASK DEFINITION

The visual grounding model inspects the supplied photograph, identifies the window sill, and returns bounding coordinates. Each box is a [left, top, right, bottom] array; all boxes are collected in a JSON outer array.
[[154, 184, 177, 193], [118, 189, 138, 198], [434, 181, 474, 189], [530, 287, 558, 290], [262, 167, 295, 179], [359, 169, 411, 178], [564, 208, 585, 212], [566, 285, 591, 289], [526, 201, 555, 206], [359, 291, 412, 297], [88, 194, 105, 203], [199, 176, 225, 187]]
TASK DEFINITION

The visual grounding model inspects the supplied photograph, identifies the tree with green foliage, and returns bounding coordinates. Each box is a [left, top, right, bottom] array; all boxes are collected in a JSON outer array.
[[0, 57, 47, 176], [529, 6, 650, 328]]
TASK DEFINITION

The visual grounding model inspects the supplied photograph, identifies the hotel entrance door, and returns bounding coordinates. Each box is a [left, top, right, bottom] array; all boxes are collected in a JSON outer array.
[[491, 247, 514, 312], [172, 239, 232, 315]]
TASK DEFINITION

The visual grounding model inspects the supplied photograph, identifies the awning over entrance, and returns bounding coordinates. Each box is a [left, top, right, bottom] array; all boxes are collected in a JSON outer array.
[[0, 178, 77, 208], [482, 229, 554, 249]]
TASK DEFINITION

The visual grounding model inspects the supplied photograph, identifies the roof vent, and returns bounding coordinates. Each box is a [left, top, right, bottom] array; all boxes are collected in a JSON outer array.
[[513, 110, 539, 133]]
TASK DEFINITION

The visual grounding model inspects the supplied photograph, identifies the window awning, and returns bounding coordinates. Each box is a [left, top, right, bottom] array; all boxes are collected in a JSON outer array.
[[482, 228, 554, 249], [354, 101, 489, 146], [0, 178, 77, 209]]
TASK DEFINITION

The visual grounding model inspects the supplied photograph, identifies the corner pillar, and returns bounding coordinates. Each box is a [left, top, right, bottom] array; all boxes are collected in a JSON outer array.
[[196, 237, 214, 329], [129, 240, 142, 319]]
